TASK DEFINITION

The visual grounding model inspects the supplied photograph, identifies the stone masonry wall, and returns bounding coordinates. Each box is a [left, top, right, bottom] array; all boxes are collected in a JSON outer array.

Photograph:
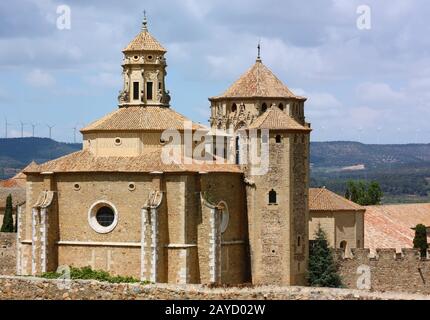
[[0, 233, 16, 275], [0, 275, 428, 300], [336, 248, 430, 295]]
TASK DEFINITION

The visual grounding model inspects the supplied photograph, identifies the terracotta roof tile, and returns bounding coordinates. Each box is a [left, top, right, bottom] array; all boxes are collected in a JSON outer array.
[[365, 203, 430, 252], [24, 150, 242, 174], [81, 106, 204, 132], [248, 105, 311, 131], [211, 61, 304, 100], [309, 187, 365, 211], [123, 30, 166, 52]]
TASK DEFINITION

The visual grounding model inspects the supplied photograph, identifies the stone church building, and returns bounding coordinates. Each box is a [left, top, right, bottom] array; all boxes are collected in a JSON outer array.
[[17, 17, 317, 286]]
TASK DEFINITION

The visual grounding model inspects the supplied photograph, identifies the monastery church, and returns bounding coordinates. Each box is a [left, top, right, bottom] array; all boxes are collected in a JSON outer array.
[[16, 16, 364, 286]]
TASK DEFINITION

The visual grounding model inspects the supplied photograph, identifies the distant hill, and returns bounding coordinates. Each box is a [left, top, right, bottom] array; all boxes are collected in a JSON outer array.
[[310, 142, 430, 202], [311, 141, 430, 169], [0, 138, 428, 203], [0, 138, 81, 178]]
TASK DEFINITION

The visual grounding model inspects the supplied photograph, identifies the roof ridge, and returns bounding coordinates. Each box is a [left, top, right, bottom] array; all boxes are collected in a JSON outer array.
[[312, 187, 326, 204]]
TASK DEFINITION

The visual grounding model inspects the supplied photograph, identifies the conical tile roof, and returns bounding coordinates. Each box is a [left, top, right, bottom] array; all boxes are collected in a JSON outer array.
[[212, 60, 304, 99], [123, 29, 166, 52]]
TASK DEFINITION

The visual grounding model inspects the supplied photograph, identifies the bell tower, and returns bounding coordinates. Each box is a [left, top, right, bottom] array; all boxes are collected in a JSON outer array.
[[209, 48, 311, 286], [118, 12, 171, 108]]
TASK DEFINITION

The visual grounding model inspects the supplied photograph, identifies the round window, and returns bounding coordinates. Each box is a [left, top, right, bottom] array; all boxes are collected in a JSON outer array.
[[128, 182, 136, 191], [96, 206, 115, 227], [114, 137, 122, 146], [88, 201, 118, 234]]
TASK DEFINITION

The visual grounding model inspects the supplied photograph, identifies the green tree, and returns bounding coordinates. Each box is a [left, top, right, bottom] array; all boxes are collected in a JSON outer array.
[[367, 181, 383, 205], [413, 224, 428, 258], [345, 180, 383, 206], [308, 225, 343, 288], [1, 194, 14, 233]]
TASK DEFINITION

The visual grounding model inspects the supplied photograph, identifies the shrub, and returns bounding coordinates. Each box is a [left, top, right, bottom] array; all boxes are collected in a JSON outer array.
[[41, 266, 145, 284]]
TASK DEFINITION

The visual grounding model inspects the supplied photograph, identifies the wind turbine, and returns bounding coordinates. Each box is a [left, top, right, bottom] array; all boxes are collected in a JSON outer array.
[[30, 123, 38, 137], [4, 117, 12, 138], [19, 121, 27, 138], [46, 124, 55, 140]]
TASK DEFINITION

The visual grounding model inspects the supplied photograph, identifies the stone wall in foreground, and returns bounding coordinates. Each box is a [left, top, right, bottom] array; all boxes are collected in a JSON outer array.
[[0, 233, 16, 275], [336, 248, 430, 295], [0, 276, 429, 300]]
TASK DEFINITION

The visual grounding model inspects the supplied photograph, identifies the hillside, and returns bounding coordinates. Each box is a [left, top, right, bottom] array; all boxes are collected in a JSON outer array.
[[310, 142, 430, 202], [0, 138, 81, 178], [0, 138, 429, 203], [311, 141, 430, 168]]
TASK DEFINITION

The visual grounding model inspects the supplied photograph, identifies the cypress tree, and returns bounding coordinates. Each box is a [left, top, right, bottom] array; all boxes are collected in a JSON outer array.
[[1, 194, 14, 233], [308, 225, 343, 288], [413, 224, 428, 258]]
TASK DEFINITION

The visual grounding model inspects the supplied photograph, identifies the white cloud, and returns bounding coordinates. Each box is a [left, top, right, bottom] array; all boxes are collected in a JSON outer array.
[[84, 72, 121, 89], [356, 82, 405, 104], [25, 69, 56, 87]]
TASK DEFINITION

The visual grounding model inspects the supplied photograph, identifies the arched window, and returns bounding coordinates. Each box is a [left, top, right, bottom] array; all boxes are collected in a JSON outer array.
[[275, 135, 282, 143], [269, 189, 277, 204], [278, 103, 284, 111], [262, 103, 267, 113], [340, 241, 347, 250], [231, 103, 237, 112]]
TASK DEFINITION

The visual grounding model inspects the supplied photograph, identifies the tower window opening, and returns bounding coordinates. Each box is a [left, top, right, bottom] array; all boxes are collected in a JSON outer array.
[[279, 103, 284, 110], [133, 82, 139, 100], [262, 103, 267, 113], [297, 236, 301, 247], [269, 189, 277, 204], [275, 135, 282, 143], [159, 82, 162, 90], [232, 103, 237, 112], [235, 136, 240, 165], [146, 82, 153, 100]]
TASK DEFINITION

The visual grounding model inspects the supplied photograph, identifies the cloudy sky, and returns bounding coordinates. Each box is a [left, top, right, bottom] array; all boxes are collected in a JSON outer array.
[[0, 0, 429, 143]]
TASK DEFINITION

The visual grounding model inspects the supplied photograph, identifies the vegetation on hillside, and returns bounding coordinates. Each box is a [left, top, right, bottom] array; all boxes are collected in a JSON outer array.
[[308, 226, 343, 288], [0, 137, 81, 179]]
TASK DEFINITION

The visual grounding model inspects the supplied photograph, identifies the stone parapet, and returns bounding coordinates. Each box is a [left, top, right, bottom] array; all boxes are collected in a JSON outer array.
[[0, 276, 429, 300]]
